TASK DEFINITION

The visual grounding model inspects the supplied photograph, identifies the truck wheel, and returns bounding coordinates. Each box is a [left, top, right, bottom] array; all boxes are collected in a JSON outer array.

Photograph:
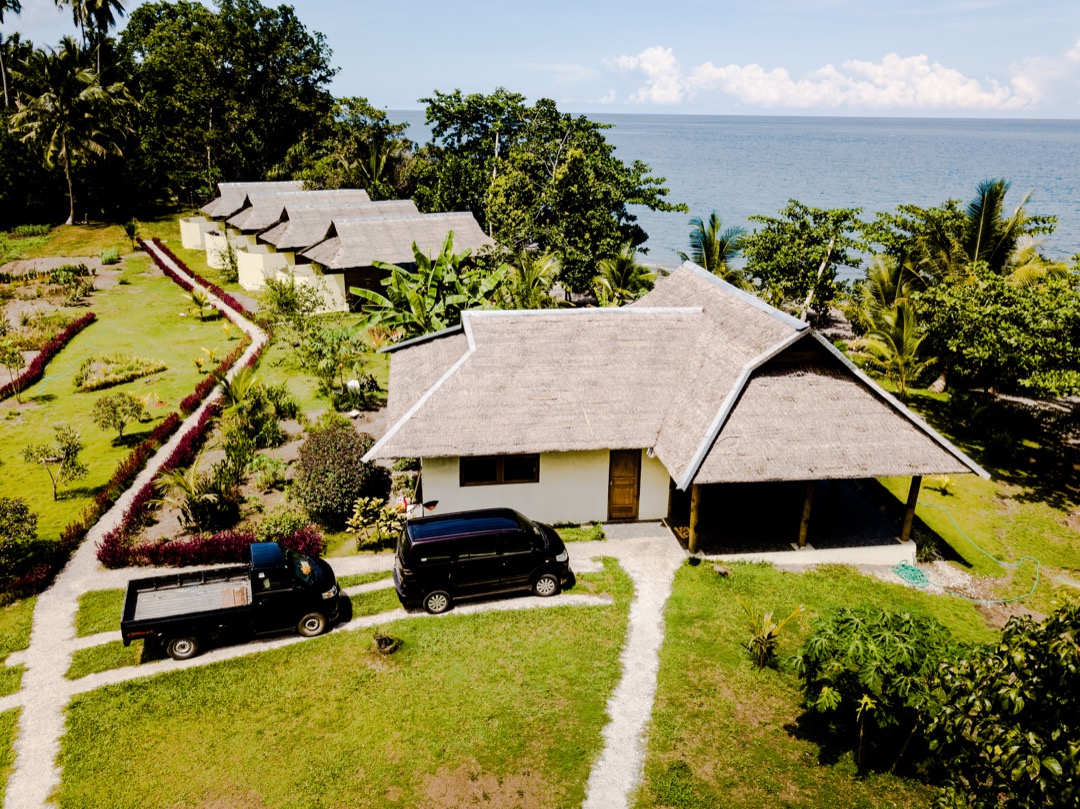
[[166, 636, 199, 661], [533, 573, 560, 597], [423, 591, 452, 614], [297, 612, 328, 637]]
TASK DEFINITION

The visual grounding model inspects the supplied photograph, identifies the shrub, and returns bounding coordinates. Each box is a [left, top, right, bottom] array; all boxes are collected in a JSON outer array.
[[91, 392, 150, 439], [247, 454, 287, 492], [22, 423, 89, 501], [741, 602, 805, 669], [391, 457, 421, 472], [792, 607, 955, 770], [0, 497, 38, 566], [74, 352, 167, 391], [925, 605, 1080, 809], [100, 248, 121, 265], [265, 382, 299, 420], [293, 414, 390, 529], [11, 224, 50, 237], [346, 496, 405, 551], [255, 504, 308, 544]]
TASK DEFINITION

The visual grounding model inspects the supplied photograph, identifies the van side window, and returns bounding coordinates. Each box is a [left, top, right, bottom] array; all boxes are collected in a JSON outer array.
[[456, 535, 497, 559], [417, 539, 453, 564], [500, 531, 532, 555]]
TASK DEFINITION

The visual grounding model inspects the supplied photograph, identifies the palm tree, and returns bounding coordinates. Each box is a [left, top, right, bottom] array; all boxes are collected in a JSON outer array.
[[0, 0, 21, 108], [55, 0, 125, 72], [9, 37, 133, 224], [677, 211, 749, 288], [595, 243, 655, 306], [854, 251, 924, 334], [854, 300, 934, 402], [503, 251, 561, 309], [918, 179, 1059, 285]]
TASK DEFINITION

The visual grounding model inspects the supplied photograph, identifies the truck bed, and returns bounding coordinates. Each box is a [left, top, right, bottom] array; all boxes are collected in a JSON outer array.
[[130, 570, 252, 621]]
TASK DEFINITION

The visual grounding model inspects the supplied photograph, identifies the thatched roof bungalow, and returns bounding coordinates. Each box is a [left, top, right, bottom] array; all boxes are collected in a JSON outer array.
[[366, 263, 986, 553]]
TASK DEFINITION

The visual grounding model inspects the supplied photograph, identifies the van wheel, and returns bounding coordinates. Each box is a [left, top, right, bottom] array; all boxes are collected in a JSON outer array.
[[165, 636, 199, 661], [423, 591, 452, 614], [533, 573, 560, 597], [297, 612, 328, 637]]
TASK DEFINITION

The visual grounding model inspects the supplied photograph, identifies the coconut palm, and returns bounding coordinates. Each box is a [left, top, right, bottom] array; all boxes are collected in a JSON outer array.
[[56, 0, 125, 71], [0, 0, 21, 107], [853, 251, 924, 334], [855, 300, 933, 402], [677, 211, 749, 288], [502, 250, 561, 309], [595, 243, 655, 306], [9, 37, 133, 224]]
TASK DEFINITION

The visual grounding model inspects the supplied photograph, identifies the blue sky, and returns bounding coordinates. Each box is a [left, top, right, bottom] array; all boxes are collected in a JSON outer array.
[[8, 0, 1080, 117]]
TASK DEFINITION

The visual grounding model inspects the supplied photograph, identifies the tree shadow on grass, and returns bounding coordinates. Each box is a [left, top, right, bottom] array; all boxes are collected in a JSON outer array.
[[906, 391, 1080, 511], [26, 393, 57, 404]]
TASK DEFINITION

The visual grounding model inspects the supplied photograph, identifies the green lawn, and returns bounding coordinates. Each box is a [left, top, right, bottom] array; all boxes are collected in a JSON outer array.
[[0, 709, 19, 800], [9, 223, 130, 261], [348, 587, 400, 618], [634, 562, 997, 809], [338, 571, 393, 588], [74, 589, 125, 638], [58, 561, 631, 808], [0, 256, 236, 541], [0, 598, 35, 698], [67, 640, 144, 681], [556, 523, 606, 543]]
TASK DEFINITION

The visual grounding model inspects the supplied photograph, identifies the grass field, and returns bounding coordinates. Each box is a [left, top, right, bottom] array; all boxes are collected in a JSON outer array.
[[67, 641, 144, 680], [0, 598, 35, 698], [634, 562, 997, 809], [338, 571, 393, 588], [58, 561, 630, 808], [0, 256, 236, 541], [0, 709, 19, 800], [74, 589, 125, 638]]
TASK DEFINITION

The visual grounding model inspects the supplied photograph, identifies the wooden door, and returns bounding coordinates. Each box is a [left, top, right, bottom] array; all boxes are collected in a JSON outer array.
[[608, 450, 641, 521]]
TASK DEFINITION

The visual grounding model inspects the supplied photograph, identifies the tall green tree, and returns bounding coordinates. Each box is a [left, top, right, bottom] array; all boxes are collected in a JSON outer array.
[[418, 89, 685, 291], [742, 200, 864, 319], [9, 36, 133, 224], [594, 243, 654, 306], [853, 300, 934, 401], [677, 211, 748, 288], [0, 0, 20, 107], [119, 0, 335, 205], [55, 0, 125, 72]]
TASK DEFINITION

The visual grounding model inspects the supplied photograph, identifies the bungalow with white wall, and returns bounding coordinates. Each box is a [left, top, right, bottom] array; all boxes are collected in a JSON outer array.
[[364, 263, 987, 555], [181, 181, 304, 251]]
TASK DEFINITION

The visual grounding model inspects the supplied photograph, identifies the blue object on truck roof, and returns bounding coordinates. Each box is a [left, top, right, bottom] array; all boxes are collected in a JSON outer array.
[[249, 542, 285, 569]]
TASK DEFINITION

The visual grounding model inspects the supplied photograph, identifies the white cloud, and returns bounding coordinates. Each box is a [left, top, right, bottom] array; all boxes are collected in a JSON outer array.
[[608, 46, 1055, 111]]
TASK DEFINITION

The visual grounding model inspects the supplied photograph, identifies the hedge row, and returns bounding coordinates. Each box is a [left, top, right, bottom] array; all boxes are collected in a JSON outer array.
[[0, 312, 96, 401], [0, 263, 92, 285], [144, 238, 257, 320]]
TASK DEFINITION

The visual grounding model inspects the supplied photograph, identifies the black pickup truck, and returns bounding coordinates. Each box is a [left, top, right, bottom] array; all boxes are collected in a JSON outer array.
[[121, 542, 341, 660]]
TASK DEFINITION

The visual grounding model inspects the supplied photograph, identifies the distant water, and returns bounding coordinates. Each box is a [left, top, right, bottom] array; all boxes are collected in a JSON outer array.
[[390, 111, 1080, 280]]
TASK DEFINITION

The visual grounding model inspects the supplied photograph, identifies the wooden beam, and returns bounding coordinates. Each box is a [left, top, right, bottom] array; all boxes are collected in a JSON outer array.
[[797, 480, 815, 548], [689, 484, 701, 554], [901, 475, 922, 543]]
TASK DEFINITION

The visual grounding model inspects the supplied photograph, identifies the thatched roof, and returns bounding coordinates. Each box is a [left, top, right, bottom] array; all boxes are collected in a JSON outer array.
[[301, 212, 494, 271], [259, 200, 419, 251], [200, 181, 304, 219], [367, 262, 987, 486], [225, 189, 372, 233]]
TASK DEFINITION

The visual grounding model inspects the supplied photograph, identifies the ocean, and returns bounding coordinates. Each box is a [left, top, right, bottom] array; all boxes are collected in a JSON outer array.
[[389, 111, 1080, 279]]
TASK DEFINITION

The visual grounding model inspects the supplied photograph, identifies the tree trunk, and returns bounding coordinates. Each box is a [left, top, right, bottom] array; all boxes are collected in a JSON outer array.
[[63, 154, 75, 226], [1, 37, 8, 109], [889, 724, 918, 774]]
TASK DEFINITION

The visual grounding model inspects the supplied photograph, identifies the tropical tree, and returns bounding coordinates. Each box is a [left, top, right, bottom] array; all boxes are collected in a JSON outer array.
[[0, 338, 26, 402], [90, 390, 149, 439], [56, 0, 125, 72], [742, 200, 864, 319], [677, 211, 748, 288], [22, 423, 89, 500], [351, 232, 510, 338], [853, 301, 934, 401], [500, 250, 562, 309], [0, 0, 20, 108], [594, 243, 655, 306], [9, 37, 133, 224]]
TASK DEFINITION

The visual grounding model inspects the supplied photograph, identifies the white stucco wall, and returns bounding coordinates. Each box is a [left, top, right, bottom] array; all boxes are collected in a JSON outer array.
[[237, 246, 288, 291], [205, 228, 251, 269], [420, 450, 672, 524], [179, 216, 218, 250], [267, 269, 347, 312]]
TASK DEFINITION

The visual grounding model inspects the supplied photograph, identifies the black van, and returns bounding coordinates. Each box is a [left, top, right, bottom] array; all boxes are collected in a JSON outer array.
[[393, 508, 572, 613]]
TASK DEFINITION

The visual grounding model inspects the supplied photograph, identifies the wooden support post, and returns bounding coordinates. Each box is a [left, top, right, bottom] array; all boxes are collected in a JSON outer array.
[[901, 475, 922, 543], [689, 484, 701, 554], [797, 480, 815, 548]]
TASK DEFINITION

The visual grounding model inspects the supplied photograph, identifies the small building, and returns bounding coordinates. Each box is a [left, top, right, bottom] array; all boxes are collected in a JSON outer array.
[[181, 181, 305, 251], [300, 212, 494, 310], [365, 263, 986, 553]]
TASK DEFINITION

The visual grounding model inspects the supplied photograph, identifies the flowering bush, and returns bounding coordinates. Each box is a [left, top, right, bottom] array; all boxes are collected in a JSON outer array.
[[99, 524, 323, 568]]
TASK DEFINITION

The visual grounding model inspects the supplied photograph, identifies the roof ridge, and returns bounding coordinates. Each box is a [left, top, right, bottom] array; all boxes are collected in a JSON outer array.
[[678, 261, 809, 331]]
